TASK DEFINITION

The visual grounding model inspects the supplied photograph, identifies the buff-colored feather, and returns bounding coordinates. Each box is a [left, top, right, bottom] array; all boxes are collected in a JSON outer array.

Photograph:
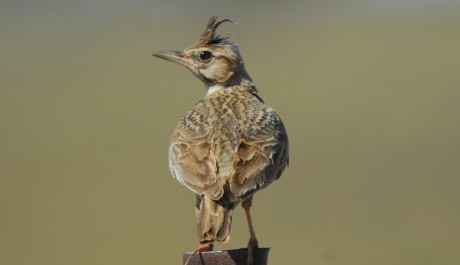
[[154, 17, 289, 260]]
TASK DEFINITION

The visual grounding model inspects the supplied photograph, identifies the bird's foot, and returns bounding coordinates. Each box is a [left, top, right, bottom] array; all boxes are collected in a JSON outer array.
[[185, 243, 213, 265], [195, 244, 214, 253], [247, 237, 259, 265]]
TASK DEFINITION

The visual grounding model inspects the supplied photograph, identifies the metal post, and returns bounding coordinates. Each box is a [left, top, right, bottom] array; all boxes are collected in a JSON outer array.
[[183, 248, 270, 265]]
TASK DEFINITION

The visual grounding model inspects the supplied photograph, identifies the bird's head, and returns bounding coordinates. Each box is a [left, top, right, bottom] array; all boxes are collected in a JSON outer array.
[[153, 17, 251, 88]]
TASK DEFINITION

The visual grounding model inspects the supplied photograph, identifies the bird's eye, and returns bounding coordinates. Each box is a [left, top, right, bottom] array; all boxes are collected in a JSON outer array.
[[199, 51, 212, 61]]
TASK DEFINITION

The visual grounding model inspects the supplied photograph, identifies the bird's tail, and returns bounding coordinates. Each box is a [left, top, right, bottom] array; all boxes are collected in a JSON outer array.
[[195, 195, 233, 245]]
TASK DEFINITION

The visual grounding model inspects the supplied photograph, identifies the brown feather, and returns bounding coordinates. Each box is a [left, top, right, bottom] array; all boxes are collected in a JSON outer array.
[[159, 17, 289, 247]]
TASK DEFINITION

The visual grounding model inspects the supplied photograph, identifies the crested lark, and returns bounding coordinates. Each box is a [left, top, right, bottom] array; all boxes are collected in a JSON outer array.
[[153, 17, 289, 265]]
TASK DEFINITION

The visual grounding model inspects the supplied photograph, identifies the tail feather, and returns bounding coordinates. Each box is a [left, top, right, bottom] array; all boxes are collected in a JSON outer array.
[[196, 196, 233, 244]]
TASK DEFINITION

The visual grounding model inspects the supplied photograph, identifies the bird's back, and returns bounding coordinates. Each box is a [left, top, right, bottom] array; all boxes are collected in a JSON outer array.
[[169, 83, 289, 203]]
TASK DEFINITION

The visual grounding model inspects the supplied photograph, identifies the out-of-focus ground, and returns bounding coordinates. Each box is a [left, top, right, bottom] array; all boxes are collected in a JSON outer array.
[[1, 1, 460, 264]]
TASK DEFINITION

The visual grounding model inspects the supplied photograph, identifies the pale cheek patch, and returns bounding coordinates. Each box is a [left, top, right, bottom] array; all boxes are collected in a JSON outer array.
[[201, 63, 224, 80], [200, 61, 233, 83]]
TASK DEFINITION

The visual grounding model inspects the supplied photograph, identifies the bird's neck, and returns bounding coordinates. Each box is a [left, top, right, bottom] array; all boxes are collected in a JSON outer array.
[[206, 77, 257, 97], [205, 64, 256, 96], [224, 65, 252, 87]]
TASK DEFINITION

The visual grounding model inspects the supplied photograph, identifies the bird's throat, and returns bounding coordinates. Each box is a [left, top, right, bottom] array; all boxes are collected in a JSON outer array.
[[206, 84, 225, 96]]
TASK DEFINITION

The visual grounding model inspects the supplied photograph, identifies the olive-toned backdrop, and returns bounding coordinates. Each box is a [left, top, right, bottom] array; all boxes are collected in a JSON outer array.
[[1, 1, 459, 264]]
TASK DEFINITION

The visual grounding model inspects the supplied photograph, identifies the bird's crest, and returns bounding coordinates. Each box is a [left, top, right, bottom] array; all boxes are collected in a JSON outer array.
[[197, 16, 235, 45]]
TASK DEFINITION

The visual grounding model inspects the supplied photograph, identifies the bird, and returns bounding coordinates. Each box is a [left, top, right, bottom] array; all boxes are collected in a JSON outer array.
[[152, 17, 289, 265]]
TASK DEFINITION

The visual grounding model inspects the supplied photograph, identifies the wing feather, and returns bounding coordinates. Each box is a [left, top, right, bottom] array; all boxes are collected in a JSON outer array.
[[169, 138, 223, 200], [230, 117, 289, 199]]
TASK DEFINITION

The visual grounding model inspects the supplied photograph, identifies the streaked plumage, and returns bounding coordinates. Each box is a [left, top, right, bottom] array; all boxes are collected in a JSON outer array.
[[153, 17, 289, 264]]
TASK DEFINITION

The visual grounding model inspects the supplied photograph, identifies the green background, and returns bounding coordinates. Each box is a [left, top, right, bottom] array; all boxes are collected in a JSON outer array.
[[1, 1, 460, 264]]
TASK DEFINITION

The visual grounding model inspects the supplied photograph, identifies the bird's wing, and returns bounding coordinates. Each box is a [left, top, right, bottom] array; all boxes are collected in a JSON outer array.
[[230, 111, 289, 199], [169, 136, 224, 200], [168, 106, 224, 201]]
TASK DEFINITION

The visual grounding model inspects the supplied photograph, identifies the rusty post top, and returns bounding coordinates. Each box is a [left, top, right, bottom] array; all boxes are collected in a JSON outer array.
[[183, 248, 270, 265]]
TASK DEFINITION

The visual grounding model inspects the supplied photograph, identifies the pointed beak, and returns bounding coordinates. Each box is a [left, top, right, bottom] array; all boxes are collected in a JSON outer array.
[[151, 50, 188, 66]]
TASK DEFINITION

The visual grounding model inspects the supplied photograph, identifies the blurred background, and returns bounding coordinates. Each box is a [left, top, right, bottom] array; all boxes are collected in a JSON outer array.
[[1, 0, 460, 264]]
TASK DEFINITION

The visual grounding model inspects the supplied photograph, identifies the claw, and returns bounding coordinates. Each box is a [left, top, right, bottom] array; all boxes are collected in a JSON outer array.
[[184, 244, 213, 265]]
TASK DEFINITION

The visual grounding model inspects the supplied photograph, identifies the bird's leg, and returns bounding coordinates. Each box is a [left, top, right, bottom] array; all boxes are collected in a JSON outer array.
[[184, 242, 213, 265], [242, 197, 258, 265]]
